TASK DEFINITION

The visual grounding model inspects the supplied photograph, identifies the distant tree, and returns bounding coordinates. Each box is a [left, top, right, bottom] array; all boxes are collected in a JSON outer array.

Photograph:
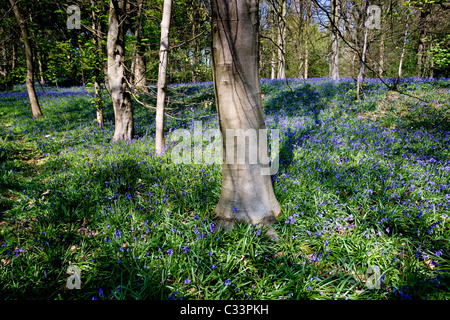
[[107, 0, 134, 141], [86, 0, 108, 128], [131, 0, 148, 93], [9, 0, 43, 118], [356, 0, 369, 100], [270, 0, 287, 79], [329, 0, 340, 80]]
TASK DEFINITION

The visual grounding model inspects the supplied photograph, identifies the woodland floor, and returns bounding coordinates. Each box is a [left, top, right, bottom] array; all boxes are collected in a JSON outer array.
[[0, 77, 449, 300]]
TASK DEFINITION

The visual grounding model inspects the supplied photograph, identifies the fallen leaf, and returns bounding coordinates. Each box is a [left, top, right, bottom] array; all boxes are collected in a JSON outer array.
[[424, 260, 435, 270]]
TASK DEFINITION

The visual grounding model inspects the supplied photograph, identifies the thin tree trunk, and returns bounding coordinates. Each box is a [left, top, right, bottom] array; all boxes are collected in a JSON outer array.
[[271, 50, 277, 79], [0, 26, 9, 84], [12, 43, 16, 71], [276, 0, 287, 79], [90, 1, 104, 128], [330, 0, 339, 80], [191, 6, 199, 83], [0, 34, 6, 79], [37, 52, 45, 85], [425, 37, 433, 78], [107, 0, 134, 141], [9, 0, 43, 118], [270, 8, 277, 80], [379, 31, 384, 78], [133, 0, 148, 93], [397, 20, 409, 90], [417, 37, 424, 77], [296, 0, 304, 78], [429, 42, 434, 78], [356, 0, 369, 100], [304, 2, 310, 79], [155, 0, 172, 155], [211, 0, 281, 232], [416, 9, 427, 78]]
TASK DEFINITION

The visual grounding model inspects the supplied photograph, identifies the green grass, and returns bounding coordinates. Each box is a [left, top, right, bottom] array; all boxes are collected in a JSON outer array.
[[0, 78, 449, 300]]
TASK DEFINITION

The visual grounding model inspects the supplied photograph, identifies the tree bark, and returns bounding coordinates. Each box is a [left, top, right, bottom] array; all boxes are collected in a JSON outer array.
[[304, 1, 310, 79], [9, 0, 43, 118], [295, 0, 304, 78], [276, 0, 287, 79], [107, 0, 134, 141], [133, 0, 148, 93], [211, 0, 281, 231], [416, 9, 427, 78], [397, 20, 409, 90], [330, 0, 339, 80], [270, 8, 277, 80], [356, 0, 369, 100], [0, 26, 7, 80], [155, 0, 172, 155], [90, 0, 104, 128], [379, 31, 384, 78]]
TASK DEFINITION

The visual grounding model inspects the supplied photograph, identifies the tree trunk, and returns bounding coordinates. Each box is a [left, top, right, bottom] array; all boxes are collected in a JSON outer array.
[[425, 37, 433, 78], [356, 0, 369, 100], [428, 42, 434, 79], [304, 2, 310, 79], [270, 8, 277, 80], [276, 0, 287, 79], [155, 0, 172, 155], [190, 5, 200, 83], [90, 0, 104, 129], [271, 50, 277, 80], [379, 31, 384, 78], [107, 0, 134, 141], [295, 0, 304, 78], [0, 27, 7, 80], [134, 51, 147, 92], [397, 20, 409, 90], [416, 9, 427, 78], [9, 0, 43, 118], [211, 0, 281, 232], [133, 0, 148, 93], [417, 36, 424, 77], [37, 52, 45, 85], [330, 0, 339, 80], [11, 42, 15, 76]]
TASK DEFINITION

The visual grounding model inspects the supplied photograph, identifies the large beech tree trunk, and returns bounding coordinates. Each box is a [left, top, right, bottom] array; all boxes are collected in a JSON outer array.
[[155, 0, 172, 155], [9, 0, 43, 118], [211, 0, 281, 231], [107, 0, 134, 141]]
